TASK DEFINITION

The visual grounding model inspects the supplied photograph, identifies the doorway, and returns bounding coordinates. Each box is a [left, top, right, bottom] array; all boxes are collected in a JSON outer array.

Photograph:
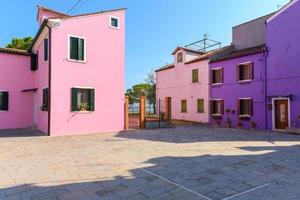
[[273, 98, 290, 130]]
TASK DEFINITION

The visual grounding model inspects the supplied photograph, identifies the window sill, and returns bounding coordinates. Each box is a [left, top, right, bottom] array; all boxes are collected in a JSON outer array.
[[67, 58, 87, 64], [239, 114, 252, 118], [72, 111, 94, 114], [238, 80, 253, 83], [109, 25, 120, 30], [212, 114, 222, 116], [0, 110, 8, 112], [211, 83, 223, 86]]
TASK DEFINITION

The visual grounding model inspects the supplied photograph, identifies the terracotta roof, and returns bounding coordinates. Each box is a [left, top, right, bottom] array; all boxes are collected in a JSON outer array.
[[210, 45, 266, 63], [155, 63, 175, 73], [0, 48, 31, 56], [185, 48, 224, 64], [172, 46, 204, 55], [37, 6, 69, 20]]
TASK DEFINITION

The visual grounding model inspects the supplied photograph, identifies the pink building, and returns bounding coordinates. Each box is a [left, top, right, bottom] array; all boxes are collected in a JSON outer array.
[[156, 42, 221, 123], [0, 6, 126, 136]]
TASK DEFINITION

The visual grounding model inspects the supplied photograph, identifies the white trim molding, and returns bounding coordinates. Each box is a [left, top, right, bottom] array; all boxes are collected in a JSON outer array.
[[67, 34, 87, 63], [109, 16, 120, 29], [266, 0, 299, 23], [272, 97, 291, 130]]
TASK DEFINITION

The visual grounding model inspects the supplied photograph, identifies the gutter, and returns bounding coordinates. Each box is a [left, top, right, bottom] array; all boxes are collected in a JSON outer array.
[[46, 23, 52, 136], [263, 46, 268, 130]]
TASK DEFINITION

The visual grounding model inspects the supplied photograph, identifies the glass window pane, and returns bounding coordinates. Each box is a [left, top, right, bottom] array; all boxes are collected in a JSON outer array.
[[70, 37, 78, 60], [78, 39, 84, 61], [111, 18, 119, 28], [0, 92, 2, 110], [77, 89, 91, 111]]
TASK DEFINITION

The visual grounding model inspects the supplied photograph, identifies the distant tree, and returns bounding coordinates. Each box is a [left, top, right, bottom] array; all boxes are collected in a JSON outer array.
[[5, 37, 33, 50], [145, 70, 156, 110], [126, 83, 152, 104]]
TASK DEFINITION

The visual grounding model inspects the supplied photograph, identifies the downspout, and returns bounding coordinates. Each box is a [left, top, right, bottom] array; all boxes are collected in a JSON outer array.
[[46, 22, 52, 136], [264, 46, 268, 130]]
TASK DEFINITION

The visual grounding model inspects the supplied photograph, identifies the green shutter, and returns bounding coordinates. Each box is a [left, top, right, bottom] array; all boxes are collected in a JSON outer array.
[[70, 37, 78, 60], [71, 88, 78, 111], [181, 100, 187, 113], [2, 92, 8, 111], [197, 99, 204, 113], [44, 39, 48, 61], [192, 69, 199, 83], [78, 38, 84, 61], [89, 89, 95, 111]]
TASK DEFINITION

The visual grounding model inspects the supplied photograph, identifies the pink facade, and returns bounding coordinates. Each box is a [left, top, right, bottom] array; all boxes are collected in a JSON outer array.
[[156, 48, 210, 123], [0, 52, 35, 129], [0, 7, 126, 136]]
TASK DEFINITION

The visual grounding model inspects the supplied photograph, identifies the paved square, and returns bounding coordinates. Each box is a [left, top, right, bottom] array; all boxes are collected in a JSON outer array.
[[0, 126, 300, 200]]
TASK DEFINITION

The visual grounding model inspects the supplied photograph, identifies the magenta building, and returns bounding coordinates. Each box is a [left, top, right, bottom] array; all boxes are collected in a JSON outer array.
[[0, 6, 126, 136]]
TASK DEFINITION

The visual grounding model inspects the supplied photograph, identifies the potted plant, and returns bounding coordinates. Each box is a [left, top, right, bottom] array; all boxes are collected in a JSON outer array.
[[40, 104, 48, 111], [80, 103, 90, 111], [251, 121, 257, 129], [226, 117, 232, 128], [237, 120, 243, 129], [225, 108, 235, 128]]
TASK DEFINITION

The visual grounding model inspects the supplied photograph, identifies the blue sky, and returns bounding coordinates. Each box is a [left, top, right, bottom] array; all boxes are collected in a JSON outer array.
[[0, 0, 289, 89]]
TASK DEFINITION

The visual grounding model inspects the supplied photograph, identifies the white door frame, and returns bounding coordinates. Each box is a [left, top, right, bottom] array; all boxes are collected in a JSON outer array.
[[272, 97, 291, 130]]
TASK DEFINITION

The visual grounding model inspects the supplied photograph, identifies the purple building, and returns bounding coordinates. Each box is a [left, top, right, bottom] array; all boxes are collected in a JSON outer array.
[[266, 0, 300, 130], [209, 13, 272, 129], [209, 0, 300, 131]]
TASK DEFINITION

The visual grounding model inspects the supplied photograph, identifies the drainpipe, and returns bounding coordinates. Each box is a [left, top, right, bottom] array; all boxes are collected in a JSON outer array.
[[264, 46, 268, 130], [46, 22, 52, 136]]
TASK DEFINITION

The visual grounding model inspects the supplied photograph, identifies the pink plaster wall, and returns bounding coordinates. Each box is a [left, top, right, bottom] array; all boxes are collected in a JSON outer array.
[[49, 10, 125, 135], [35, 35, 49, 134], [156, 50, 210, 123], [0, 53, 36, 129]]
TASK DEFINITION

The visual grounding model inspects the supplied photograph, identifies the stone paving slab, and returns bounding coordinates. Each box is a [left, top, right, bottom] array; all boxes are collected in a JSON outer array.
[[0, 126, 300, 200]]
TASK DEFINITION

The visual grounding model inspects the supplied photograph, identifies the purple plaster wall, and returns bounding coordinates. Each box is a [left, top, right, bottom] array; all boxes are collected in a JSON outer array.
[[266, 0, 300, 129], [210, 53, 267, 129]]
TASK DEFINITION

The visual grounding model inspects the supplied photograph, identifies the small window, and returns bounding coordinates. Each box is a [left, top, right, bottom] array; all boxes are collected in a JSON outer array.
[[237, 62, 253, 81], [197, 99, 204, 113], [212, 68, 223, 84], [238, 99, 253, 116], [110, 16, 119, 29], [44, 38, 48, 62], [41, 88, 49, 111], [69, 36, 85, 61], [192, 69, 199, 83], [0, 91, 9, 111], [177, 52, 183, 63], [181, 100, 187, 113], [211, 100, 224, 115], [71, 88, 95, 112]]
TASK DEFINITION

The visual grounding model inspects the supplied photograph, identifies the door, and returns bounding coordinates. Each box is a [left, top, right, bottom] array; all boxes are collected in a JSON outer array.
[[274, 99, 289, 129]]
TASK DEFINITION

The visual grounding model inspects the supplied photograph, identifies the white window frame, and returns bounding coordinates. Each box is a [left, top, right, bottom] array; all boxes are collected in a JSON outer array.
[[67, 34, 87, 63], [109, 16, 120, 29], [71, 86, 95, 113], [238, 97, 253, 117], [0, 90, 8, 112], [211, 99, 223, 116], [237, 61, 253, 83], [211, 67, 223, 86], [272, 97, 291, 130]]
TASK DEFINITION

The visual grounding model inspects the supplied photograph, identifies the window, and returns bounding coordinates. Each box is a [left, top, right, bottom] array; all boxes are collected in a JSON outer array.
[[181, 100, 187, 113], [192, 69, 199, 83], [69, 36, 85, 61], [44, 38, 48, 62], [110, 16, 119, 29], [238, 98, 253, 116], [210, 100, 224, 115], [71, 88, 95, 112], [211, 68, 223, 84], [41, 88, 48, 111], [0, 91, 9, 111], [197, 99, 204, 113], [237, 62, 253, 81], [177, 52, 183, 63]]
